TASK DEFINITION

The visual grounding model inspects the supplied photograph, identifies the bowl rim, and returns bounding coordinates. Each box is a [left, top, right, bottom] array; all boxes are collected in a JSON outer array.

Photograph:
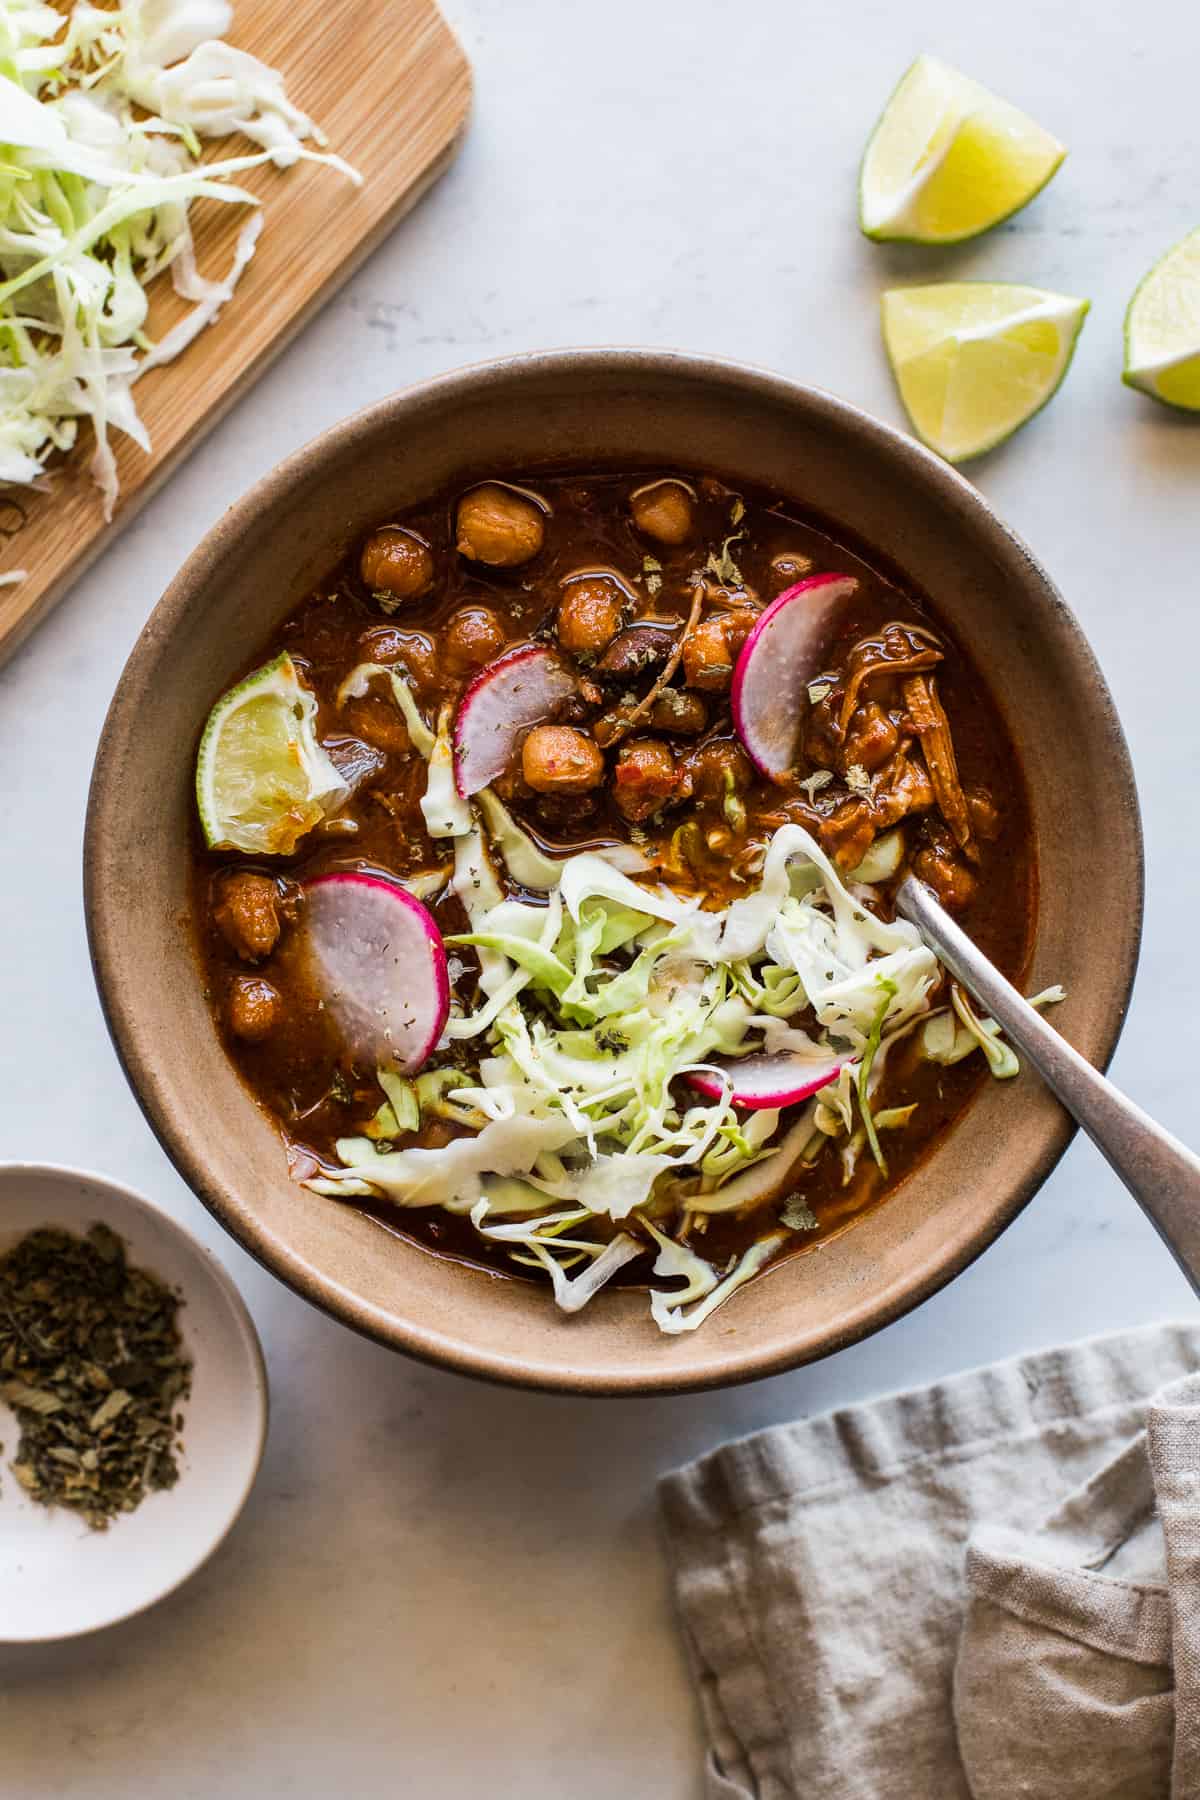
[[0, 1160, 268, 1641], [84, 347, 1145, 1395]]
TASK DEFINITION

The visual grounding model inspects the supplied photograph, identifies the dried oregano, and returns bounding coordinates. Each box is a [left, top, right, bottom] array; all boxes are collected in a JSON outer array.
[[0, 1222, 191, 1529]]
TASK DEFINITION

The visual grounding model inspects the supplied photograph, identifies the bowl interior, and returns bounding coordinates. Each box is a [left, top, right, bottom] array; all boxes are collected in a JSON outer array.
[[85, 352, 1142, 1393], [0, 1165, 266, 1640]]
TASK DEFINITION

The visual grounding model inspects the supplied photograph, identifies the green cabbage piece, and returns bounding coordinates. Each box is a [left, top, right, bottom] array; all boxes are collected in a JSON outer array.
[[650, 1233, 786, 1334], [921, 985, 1065, 1076], [336, 663, 435, 758], [420, 704, 472, 840], [379, 1070, 419, 1132], [364, 1070, 419, 1141], [641, 1217, 718, 1305], [857, 977, 899, 1173], [846, 827, 905, 886], [331, 1114, 578, 1212]]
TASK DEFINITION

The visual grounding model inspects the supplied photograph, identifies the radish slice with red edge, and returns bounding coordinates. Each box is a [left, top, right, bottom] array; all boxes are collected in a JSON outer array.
[[453, 645, 576, 797], [299, 872, 449, 1072], [731, 574, 858, 781], [687, 1049, 855, 1111]]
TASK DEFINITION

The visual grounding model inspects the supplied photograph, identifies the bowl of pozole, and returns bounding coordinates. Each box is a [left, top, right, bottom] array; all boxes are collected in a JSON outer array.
[[85, 350, 1142, 1393]]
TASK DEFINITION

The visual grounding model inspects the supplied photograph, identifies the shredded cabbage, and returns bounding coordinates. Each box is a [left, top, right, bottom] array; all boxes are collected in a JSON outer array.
[[651, 1233, 786, 1334], [420, 704, 472, 840], [922, 984, 1065, 1072], [330, 1114, 579, 1213], [305, 816, 1044, 1335], [641, 1216, 718, 1304], [0, 0, 359, 524], [470, 1200, 643, 1313], [337, 663, 434, 758]]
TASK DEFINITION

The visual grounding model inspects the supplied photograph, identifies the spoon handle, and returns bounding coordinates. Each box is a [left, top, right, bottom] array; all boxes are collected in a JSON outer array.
[[895, 875, 1200, 1295]]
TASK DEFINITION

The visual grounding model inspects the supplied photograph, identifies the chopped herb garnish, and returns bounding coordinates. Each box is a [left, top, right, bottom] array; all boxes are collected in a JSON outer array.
[[0, 1224, 191, 1530], [704, 530, 746, 586], [780, 1195, 819, 1232]]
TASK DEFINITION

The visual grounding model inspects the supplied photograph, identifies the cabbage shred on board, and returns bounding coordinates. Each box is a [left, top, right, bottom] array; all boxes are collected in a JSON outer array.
[[0, 0, 358, 520]]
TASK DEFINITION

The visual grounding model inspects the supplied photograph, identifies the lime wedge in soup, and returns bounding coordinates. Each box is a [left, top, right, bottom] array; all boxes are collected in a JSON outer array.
[[881, 282, 1089, 463], [1123, 228, 1200, 411], [196, 653, 349, 854], [859, 55, 1065, 244]]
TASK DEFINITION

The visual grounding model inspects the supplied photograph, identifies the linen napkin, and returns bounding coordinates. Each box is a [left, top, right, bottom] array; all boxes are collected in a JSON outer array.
[[658, 1324, 1200, 1799]]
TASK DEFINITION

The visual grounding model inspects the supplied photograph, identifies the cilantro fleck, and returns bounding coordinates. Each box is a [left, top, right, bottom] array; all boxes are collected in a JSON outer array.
[[704, 530, 746, 587], [780, 1195, 819, 1232]]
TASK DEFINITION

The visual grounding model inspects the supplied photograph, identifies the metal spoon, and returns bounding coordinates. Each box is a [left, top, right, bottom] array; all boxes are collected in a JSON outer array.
[[895, 874, 1200, 1293]]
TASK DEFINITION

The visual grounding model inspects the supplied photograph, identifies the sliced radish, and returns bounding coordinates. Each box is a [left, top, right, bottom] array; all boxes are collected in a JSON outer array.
[[731, 574, 858, 781], [687, 1049, 855, 1111], [299, 873, 449, 1072], [453, 646, 576, 797]]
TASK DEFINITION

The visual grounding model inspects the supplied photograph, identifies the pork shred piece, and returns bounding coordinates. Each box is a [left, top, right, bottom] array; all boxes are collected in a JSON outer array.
[[835, 621, 943, 737], [902, 673, 976, 859], [809, 618, 978, 871], [913, 821, 978, 910], [818, 751, 937, 870]]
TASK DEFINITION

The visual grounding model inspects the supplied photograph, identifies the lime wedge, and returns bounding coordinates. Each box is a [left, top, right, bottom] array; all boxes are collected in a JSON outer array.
[[881, 283, 1089, 462], [860, 55, 1066, 244], [196, 652, 349, 854], [1123, 228, 1200, 410]]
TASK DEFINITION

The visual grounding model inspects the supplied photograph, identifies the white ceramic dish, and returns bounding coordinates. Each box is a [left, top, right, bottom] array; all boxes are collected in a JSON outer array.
[[0, 1163, 268, 1642]]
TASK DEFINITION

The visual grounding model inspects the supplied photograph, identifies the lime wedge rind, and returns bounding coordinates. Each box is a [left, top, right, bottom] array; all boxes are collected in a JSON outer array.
[[861, 140, 1066, 246], [859, 54, 1066, 246], [196, 651, 349, 855], [881, 282, 1090, 463], [1122, 356, 1200, 404], [1122, 227, 1200, 412]]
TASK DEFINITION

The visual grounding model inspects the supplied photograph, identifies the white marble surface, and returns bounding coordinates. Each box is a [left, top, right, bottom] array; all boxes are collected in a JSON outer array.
[[2, 0, 1199, 1790]]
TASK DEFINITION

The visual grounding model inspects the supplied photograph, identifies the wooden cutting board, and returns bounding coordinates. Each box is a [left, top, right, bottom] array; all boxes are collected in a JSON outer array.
[[0, 0, 471, 666]]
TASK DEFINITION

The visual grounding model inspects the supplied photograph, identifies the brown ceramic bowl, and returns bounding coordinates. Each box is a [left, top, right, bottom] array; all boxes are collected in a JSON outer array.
[[85, 350, 1142, 1394]]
